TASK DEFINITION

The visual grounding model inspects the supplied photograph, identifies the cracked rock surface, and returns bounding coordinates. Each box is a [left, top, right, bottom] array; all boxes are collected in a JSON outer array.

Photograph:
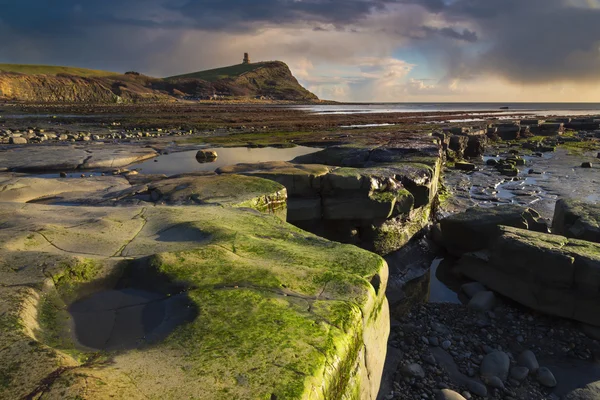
[[0, 172, 389, 399]]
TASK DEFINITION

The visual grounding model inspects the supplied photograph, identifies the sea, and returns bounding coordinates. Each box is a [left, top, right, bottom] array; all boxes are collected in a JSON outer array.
[[292, 103, 600, 117]]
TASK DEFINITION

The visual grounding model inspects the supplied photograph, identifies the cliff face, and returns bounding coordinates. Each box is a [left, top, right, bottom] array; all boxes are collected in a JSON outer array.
[[231, 61, 318, 100], [0, 73, 172, 103], [0, 61, 318, 103]]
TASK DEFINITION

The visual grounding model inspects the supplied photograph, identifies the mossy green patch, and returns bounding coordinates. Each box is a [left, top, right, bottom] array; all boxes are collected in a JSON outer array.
[[51, 259, 101, 298]]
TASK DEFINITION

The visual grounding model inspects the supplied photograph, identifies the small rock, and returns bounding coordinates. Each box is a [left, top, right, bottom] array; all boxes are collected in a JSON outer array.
[[484, 375, 505, 389], [468, 291, 496, 312], [486, 159, 498, 166], [9, 136, 27, 144], [582, 162, 593, 168], [59, 172, 67, 178], [436, 389, 466, 400], [461, 282, 486, 298], [401, 363, 425, 379], [423, 353, 437, 366], [455, 162, 476, 171], [517, 350, 539, 372], [510, 366, 529, 381], [466, 380, 488, 397], [537, 367, 557, 388], [429, 337, 440, 347], [517, 335, 524, 343], [442, 340, 452, 350], [481, 351, 510, 381]]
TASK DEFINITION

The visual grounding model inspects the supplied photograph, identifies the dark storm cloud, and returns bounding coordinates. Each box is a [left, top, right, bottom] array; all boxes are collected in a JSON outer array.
[[419, 26, 477, 42], [401, 0, 600, 84], [0, 0, 399, 33], [3, 0, 600, 87]]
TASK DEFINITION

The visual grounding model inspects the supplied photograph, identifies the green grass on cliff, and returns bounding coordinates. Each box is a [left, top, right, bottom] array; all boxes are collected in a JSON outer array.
[[0, 64, 118, 77], [167, 62, 272, 81]]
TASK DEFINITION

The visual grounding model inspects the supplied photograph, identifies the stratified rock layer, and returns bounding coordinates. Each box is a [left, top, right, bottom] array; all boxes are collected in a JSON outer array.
[[456, 226, 600, 327], [219, 139, 442, 255]]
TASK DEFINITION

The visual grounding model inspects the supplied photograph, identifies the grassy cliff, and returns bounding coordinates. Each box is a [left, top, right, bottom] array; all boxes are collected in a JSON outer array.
[[0, 61, 318, 103]]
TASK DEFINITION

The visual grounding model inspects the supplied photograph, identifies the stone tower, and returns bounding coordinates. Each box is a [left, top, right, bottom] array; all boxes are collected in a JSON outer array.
[[243, 53, 250, 64]]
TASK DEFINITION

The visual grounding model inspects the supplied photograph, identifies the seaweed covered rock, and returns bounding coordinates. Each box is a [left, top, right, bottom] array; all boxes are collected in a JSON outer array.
[[0, 202, 389, 400], [219, 143, 442, 256]]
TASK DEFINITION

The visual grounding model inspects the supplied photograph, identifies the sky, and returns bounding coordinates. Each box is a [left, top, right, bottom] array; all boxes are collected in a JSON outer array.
[[2, 0, 600, 102]]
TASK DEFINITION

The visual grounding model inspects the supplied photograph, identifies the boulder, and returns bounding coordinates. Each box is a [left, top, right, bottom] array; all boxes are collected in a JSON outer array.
[[449, 135, 469, 156], [552, 199, 600, 243], [465, 136, 487, 158], [480, 351, 510, 381], [439, 205, 548, 255], [457, 227, 600, 326], [195, 149, 218, 162]]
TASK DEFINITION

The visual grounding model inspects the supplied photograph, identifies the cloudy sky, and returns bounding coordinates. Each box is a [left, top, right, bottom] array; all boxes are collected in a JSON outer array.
[[2, 0, 600, 102]]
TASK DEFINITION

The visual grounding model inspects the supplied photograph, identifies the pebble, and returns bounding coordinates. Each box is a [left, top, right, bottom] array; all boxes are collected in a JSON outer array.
[[468, 291, 496, 312], [537, 367, 557, 388], [401, 363, 426, 379], [424, 354, 437, 366], [466, 380, 487, 397], [436, 389, 466, 400], [480, 351, 510, 381], [461, 282, 486, 298], [442, 340, 452, 350], [484, 375, 505, 389], [510, 366, 529, 381], [517, 350, 539, 372]]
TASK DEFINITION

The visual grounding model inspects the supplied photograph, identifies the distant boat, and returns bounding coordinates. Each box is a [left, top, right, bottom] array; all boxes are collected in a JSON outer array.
[[499, 106, 509, 110]]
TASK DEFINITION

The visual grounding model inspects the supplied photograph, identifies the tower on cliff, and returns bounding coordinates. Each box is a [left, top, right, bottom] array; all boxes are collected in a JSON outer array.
[[243, 53, 250, 64]]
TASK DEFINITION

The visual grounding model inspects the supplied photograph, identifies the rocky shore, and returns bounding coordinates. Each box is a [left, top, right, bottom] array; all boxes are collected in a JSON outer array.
[[0, 102, 600, 399]]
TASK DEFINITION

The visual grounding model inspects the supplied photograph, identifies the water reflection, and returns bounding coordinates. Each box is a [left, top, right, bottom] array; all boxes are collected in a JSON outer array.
[[428, 258, 463, 304], [133, 146, 321, 176]]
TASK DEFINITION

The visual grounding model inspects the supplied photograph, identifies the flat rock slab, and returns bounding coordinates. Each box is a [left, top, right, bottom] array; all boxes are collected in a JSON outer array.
[[0, 202, 389, 400], [216, 161, 331, 197], [0, 174, 131, 204], [0, 144, 158, 171]]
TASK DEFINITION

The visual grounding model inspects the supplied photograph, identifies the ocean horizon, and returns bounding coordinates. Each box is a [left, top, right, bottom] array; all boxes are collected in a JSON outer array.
[[294, 102, 600, 116]]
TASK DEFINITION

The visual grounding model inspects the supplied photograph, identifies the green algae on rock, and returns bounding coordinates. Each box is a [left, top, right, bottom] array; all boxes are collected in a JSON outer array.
[[0, 202, 389, 400], [217, 140, 442, 256]]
